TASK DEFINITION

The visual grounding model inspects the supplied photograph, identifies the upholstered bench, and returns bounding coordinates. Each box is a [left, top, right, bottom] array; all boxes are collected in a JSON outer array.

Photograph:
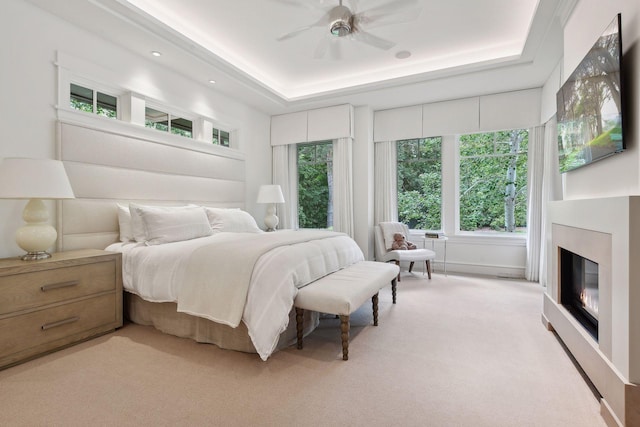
[[294, 261, 400, 360]]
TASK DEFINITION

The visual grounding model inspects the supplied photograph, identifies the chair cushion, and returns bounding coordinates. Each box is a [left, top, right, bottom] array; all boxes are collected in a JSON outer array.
[[392, 248, 436, 262]]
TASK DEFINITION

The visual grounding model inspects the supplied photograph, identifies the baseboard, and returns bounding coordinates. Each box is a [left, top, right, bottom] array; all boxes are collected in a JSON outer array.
[[396, 259, 525, 279]]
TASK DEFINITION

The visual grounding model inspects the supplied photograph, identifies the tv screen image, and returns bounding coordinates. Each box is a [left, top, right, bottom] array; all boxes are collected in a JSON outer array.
[[556, 14, 624, 173]]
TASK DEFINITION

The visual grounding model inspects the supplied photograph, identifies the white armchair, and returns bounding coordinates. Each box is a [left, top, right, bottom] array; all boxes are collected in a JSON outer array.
[[374, 223, 436, 280]]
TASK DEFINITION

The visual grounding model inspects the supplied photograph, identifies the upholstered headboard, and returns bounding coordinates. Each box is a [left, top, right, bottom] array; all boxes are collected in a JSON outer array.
[[57, 120, 246, 251]]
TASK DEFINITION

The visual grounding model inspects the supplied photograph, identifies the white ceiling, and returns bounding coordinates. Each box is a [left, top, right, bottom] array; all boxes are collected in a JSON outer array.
[[27, 0, 576, 115]]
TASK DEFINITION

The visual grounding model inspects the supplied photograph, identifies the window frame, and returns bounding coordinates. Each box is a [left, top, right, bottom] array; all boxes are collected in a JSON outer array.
[[212, 127, 231, 147], [144, 103, 194, 139], [456, 128, 529, 236], [396, 137, 443, 233], [68, 81, 120, 120], [296, 140, 334, 230]]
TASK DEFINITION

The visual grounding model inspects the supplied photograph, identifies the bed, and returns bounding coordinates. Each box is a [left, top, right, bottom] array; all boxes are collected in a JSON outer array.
[[56, 120, 364, 360]]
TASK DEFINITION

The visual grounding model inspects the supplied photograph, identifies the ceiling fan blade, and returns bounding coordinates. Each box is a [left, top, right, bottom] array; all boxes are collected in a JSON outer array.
[[328, 38, 343, 61], [351, 31, 396, 50], [314, 37, 330, 59], [313, 37, 343, 60], [277, 25, 315, 41], [277, 14, 329, 41]]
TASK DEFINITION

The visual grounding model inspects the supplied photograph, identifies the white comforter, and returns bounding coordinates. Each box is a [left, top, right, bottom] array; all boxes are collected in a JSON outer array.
[[107, 230, 364, 360]]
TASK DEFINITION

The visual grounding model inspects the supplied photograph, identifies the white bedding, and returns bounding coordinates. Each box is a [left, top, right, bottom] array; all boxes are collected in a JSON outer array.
[[106, 230, 364, 360]]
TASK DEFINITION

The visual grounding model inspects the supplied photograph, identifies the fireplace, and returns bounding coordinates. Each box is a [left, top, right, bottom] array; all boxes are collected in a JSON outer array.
[[559, 248, 599, 340], [544, 198, 640, 427]]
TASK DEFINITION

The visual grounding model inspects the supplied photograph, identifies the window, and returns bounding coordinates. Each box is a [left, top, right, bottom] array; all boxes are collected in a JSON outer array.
[[397, 138, 442, 230], [145, 107, 169, 132], [297, 141, 333, 229], [212, 128, 230, 147], [70, 83, 117, 118], [145, 107, 192, 138], [458, 129, 528, 233], [170, 117, 193, 138]]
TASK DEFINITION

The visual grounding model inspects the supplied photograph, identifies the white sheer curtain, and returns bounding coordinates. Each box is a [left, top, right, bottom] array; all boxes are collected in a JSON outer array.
[[272, 144, 298, 230], [525, 125, 545, 281], [374, 140, 398, 224], [525, 118, 562, 283], [539, 117, 562, 286], [332, 137, 354, 237]]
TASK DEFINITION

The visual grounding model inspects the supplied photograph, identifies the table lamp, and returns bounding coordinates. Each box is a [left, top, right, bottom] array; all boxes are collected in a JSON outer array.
[[0, 158, 75, 260], [256, 184, 285, 231]]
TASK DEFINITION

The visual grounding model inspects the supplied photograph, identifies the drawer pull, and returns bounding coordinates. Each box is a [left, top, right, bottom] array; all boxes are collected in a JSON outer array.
[[40, 281, 79, 292], [41, 317, 79, 331]]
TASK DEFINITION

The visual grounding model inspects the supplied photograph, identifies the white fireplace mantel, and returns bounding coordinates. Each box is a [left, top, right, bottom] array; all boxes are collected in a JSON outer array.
[[543, 196, 639, 427]]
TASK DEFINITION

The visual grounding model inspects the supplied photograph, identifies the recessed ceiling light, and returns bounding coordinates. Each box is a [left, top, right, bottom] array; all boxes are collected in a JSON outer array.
[[395, 50, 411, 59], [208, 79, 216, 84], [151, 51, 162, 57]]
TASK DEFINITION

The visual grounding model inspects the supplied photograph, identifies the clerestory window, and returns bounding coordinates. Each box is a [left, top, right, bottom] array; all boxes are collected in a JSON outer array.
[[70, 83, 117, 119]]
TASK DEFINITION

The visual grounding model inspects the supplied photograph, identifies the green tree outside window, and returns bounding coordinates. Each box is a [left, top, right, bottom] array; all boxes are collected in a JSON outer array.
[[397, 138, 442, 230]]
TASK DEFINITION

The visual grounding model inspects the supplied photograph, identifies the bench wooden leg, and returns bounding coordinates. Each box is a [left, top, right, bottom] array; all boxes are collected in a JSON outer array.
[[340, 315, 349, 360], [395, 260, 401, 281], [409, 261, 415, 272], [426, 260, 432, 279], [391, 278, 397, 304], [372, 293, 379, 326], [295, 307, 304, 349]]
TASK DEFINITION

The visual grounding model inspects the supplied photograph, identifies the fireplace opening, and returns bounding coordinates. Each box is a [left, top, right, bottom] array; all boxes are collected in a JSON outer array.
[[560, 248, 599, 340]]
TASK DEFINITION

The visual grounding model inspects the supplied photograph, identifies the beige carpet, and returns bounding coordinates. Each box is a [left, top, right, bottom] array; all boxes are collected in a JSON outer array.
[[0, 272, 606, 427]]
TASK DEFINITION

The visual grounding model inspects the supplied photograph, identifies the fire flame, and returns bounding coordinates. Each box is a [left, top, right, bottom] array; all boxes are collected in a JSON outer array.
[[580, 289, 599, 317]]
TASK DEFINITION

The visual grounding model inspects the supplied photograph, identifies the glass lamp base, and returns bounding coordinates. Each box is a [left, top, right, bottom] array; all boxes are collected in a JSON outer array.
[[20, 251, 52, 261]]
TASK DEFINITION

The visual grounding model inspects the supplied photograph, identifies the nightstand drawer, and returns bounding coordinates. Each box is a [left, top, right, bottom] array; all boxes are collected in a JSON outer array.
[[0, 293, 117, 358], [0, 261, 116, 316]]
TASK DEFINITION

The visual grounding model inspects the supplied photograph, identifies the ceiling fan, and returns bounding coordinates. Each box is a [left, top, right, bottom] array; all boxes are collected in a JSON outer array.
[[276, 0, 421, 59]]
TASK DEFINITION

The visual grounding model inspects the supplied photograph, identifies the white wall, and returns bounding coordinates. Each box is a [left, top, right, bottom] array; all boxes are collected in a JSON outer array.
[[556, 0, 640, 200], [0, 0, 271, 258]]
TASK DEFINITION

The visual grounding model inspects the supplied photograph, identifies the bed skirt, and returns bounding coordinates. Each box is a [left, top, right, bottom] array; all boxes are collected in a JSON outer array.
[[124, 292, 319, 355]]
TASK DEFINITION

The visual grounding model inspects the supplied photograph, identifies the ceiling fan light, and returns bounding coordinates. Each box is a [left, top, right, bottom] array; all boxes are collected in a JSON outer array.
[[330, 20, 351, 37]]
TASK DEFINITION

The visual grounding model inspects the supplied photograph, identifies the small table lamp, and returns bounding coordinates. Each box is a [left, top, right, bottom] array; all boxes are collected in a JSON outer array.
[[0, 158, 75, 260], [256, 184, 285, 231]]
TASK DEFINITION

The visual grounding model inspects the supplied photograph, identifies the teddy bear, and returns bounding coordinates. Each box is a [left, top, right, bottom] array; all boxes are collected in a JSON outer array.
[[391, 232, 417, 250]]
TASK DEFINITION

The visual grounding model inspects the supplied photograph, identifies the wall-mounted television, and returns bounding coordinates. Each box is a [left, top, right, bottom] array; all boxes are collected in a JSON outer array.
[[556, 13, 624, 173]]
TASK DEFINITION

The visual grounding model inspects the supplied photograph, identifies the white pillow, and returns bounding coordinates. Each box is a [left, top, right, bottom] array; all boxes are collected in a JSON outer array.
[[129, 203, 190, 242], [132, 204, 213, 245], [204, 207, 263, 233], [117, 204, 133, 242], [128, 204, 206, 243]]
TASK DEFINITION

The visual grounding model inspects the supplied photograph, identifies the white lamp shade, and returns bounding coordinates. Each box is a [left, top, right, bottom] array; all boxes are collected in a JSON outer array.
[[0, 158, 75, 260], [0, 158, 75, 199], [256, 185, 284, 204]]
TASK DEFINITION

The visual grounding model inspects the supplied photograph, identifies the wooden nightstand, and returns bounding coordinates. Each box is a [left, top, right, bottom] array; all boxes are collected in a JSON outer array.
[[0, 249, 123, 369]]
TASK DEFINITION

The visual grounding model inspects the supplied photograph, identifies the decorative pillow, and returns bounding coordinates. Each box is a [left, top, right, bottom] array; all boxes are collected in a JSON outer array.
[[131, 204, 213, 245], [204, 207, 263, 233], [379, 222, 408, 251], [117, 204, 133, 242], [128, 204, 203, 243]]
